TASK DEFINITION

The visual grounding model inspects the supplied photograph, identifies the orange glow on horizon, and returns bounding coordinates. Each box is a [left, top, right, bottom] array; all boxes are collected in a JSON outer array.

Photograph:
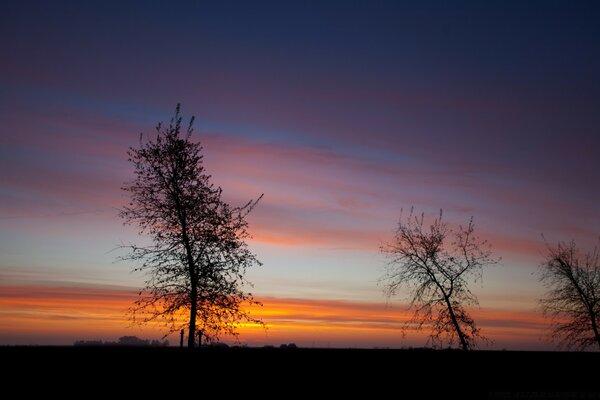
[[0, 284, 548, 349]]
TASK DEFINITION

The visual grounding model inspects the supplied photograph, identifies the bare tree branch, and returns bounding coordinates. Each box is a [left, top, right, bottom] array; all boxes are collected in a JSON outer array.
[[380, 208, 499, 350], [539, 240, 600, 351], [119, 104, 263, 347]]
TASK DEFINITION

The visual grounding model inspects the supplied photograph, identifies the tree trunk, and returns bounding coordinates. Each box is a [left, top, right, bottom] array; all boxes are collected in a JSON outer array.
[[188, 282, 197, 349], [590, 313, 600, 350], [444, 296, 469, 351], [178, 207, 198, 349]]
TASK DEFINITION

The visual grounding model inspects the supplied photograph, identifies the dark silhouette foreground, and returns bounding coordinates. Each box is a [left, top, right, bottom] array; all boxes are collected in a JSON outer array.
[[3, 346, 599, 397], [540, 240, 600, 350], [120, 105, 263, 348], [381, 209, 498, 350]]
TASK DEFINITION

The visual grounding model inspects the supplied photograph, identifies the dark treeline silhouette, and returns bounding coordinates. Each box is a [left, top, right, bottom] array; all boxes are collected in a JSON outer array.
[[74, 336, 168, 347], [119, 105, 263, 349]]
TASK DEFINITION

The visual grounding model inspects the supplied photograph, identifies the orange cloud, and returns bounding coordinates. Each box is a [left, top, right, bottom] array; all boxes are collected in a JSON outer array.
[[0, 284, 549, 349], [0, 285, 138, 341]]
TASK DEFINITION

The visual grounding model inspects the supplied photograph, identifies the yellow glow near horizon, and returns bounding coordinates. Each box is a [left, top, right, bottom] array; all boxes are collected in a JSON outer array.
[[0, 284, 548, 349]]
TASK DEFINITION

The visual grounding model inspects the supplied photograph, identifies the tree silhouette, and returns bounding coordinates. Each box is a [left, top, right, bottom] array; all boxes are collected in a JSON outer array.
[[120, 104, 263, 348], [539, 240, 600, 350], [380, 209, 498, 350]]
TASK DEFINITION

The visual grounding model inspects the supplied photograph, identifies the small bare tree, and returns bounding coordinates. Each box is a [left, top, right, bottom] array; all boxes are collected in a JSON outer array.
[[380, 209, 498, 350], [539, 240, 600, 350], [120, 104, 263, 347]]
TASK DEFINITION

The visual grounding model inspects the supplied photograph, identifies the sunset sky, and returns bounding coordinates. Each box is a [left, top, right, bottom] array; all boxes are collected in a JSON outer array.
[[1, 1, 599, 350]]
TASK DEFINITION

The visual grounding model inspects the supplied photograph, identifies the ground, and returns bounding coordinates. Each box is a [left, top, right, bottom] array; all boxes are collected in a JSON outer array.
[[2, 347, 598, 398]]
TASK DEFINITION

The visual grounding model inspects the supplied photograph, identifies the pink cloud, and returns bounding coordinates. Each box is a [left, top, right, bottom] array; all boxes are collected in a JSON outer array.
[[2, 106, 596, 262]]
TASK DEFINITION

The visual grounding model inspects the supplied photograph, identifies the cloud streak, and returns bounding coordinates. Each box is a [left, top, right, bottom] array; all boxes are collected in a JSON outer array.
[[2, 1, 599, 352], [0, 284, 549, 349], [3, 108, 586, 261]]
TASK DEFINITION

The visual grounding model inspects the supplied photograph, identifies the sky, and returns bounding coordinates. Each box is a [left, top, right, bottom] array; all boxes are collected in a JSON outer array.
[[1, 1, 599, 350]]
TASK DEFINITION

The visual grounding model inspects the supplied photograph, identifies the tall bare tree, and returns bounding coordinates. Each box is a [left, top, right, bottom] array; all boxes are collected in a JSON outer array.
[[120, 104, 263, 348], [380, 209, 498, 350], [539, 240, 600, 350]]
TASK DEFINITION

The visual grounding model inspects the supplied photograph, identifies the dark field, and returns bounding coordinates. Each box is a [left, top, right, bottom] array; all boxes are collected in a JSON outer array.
[[3, 347, 599, 398]]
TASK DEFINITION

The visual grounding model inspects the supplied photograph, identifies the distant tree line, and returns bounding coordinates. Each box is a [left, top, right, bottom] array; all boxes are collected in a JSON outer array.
[[74, 336, 169, 347]]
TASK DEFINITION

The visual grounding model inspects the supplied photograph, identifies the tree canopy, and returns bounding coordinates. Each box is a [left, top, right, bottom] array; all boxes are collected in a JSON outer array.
[[381, 209, 498, 350], [540, 240, 600, 350], [120, 105, 263, 347]]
